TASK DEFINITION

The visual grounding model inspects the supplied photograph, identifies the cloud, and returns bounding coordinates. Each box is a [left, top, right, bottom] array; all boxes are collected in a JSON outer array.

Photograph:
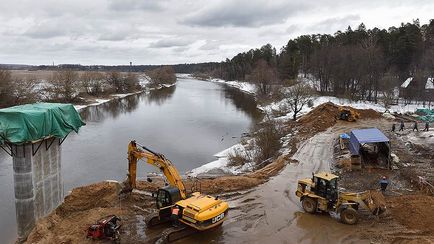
[[107, 0, 168, 12], [181, 0, 306, 27], [315, 14, 361, 31], [199, 40, 221, 50], [1, 0, 434, 64], [149, 38, 193, 48]]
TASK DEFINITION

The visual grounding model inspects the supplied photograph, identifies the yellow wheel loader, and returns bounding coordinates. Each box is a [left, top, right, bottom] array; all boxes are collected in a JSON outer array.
[[338, 107, 360, 122], [295, 172, 386, 224], [122, 141, 229, 242]]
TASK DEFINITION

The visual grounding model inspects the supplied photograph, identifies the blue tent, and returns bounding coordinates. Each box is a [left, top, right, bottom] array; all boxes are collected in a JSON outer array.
[[348, 128, 389, 155]]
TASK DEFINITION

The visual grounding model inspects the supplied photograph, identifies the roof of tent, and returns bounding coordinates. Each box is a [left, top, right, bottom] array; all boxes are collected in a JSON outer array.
[[348, 128, 389, 155], [351, 128, 389, 143]]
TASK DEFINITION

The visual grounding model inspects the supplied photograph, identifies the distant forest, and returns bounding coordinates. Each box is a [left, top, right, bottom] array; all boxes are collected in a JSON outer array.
[[185, 19, 434, 103]]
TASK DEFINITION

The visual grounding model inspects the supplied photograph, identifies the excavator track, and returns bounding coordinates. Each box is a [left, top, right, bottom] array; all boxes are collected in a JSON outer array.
[[156, 226, 198, 243], [145, 212, 170, 227]]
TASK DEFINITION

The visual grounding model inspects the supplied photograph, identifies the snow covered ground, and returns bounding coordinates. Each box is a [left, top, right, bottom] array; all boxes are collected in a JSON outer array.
[[188, 143, 253, 176], [189, 76, 433, 177], [210, 78, 256, 94]]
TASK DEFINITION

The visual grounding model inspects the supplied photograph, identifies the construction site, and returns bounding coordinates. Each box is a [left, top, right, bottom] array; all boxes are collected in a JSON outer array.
[[1, 96, 432, 244]]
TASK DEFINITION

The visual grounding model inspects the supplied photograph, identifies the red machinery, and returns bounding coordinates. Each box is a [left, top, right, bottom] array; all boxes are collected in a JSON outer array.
[[87, 215, 121, 242]]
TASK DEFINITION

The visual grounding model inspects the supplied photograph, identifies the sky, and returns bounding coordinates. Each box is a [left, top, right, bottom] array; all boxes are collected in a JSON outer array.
[[0, 0, 433, 65]]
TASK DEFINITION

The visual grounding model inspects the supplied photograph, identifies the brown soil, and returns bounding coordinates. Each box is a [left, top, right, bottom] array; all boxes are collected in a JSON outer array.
[[387, 194, 434, 235], [136, 154, 290, 195], [24, 103, 433, 243], [297, 102, 381, 137], [25, 181, 124, 243]]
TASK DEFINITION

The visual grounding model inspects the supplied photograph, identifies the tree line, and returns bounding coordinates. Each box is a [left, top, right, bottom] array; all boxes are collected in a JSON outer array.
[[195, 19, 434, 103], [0, 66, 177, 108]]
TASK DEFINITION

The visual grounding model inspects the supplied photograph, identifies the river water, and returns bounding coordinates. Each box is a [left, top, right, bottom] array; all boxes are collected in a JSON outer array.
[[0, 77, 261, 243]]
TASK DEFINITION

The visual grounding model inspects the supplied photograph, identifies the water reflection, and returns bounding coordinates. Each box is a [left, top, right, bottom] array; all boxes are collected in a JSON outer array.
[[80, 93, 142, 122], [146, 85, 176, 106], [221, 85, 263, 121]]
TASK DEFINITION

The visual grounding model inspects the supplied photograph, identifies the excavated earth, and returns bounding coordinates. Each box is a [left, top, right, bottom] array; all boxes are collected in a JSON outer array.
[[24, 102, 434, 243]]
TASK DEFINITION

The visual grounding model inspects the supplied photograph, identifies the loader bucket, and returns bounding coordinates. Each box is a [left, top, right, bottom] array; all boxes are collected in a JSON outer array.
[[368, 190, 386, 215]]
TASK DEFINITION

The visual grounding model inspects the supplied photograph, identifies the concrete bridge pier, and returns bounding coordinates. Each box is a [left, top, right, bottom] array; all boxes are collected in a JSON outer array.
[[11, 138, 63, 240]]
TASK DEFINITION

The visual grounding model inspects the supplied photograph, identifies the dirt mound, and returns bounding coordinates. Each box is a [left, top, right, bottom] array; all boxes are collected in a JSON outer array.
[[25, 181, 126, 244], [56, 181, 120, 217], [298, 102, 381, 135], [387, 194, 434, 234]]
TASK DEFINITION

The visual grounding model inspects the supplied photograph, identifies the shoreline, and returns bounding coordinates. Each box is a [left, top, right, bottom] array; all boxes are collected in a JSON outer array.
[[73, 82, 176, 112]]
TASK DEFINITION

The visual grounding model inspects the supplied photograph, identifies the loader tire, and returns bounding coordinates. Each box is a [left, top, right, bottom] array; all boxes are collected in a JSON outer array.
[[340, 208, 358, 225], [302, 197, 317, 214]]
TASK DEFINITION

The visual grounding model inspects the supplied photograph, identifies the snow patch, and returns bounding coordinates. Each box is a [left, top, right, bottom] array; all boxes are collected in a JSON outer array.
[[188, 143, 251, 177], [210, 78, 256, 94], [401, 77, 413, 88], [426, 77, 434, 89]]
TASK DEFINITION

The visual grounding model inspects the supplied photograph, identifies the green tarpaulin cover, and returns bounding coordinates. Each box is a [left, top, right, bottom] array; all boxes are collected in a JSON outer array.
[[0, 103, 85, 144], [416, 108, 434, 122]]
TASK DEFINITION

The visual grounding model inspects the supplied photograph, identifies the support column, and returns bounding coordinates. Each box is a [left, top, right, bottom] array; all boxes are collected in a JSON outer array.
[[12, 138, 63, 241]]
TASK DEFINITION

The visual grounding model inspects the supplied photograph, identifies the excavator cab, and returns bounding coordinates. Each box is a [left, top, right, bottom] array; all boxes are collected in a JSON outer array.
[[156, 186, 182, 208], [155, 186, 183, 220]]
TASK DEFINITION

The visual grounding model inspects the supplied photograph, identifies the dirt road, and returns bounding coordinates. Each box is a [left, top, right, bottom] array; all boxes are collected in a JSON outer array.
[[25, 117, 434, 243], [177, 127, 364, 243]]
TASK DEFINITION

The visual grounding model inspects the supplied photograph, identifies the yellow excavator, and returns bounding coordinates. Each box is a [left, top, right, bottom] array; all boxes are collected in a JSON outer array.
[[295, 172, 386, 224], [122, 141, 229, 242], [338, 107, 360, 122]]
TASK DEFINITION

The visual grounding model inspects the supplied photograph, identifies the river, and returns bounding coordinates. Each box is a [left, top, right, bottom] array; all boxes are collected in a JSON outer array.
[[0, 77, 261, 243]]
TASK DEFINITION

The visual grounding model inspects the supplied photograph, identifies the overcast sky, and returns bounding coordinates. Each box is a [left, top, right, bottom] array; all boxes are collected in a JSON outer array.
[[0, 0, 433, 65]]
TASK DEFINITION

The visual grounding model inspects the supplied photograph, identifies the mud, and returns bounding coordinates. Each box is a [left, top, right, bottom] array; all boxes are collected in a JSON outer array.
[[24, 111, 434, 243]]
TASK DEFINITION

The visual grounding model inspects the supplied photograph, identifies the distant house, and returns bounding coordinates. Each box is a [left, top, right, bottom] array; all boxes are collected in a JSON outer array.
[[400, 76, 434, 102]]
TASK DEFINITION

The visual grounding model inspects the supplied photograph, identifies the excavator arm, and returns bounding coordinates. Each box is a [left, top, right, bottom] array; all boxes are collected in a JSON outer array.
[[125, 141, 187, 199]]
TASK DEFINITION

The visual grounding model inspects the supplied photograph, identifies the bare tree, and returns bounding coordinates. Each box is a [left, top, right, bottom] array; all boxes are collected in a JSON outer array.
[[285, 83, 315, 120], [49, 69, 80, 102], [107, 71, 124, 93], [12, 77, 39, 105], [0, 70, 14, 107], [146, 66, 176, 87], [249, 59, 278, 96], [80, 71, 106, 96], [124, 72, 139, 92], [379, 73, 398, 111]]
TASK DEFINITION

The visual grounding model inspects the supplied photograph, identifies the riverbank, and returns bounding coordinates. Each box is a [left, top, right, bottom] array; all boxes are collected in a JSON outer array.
[[24, 105, 434, 243], [73, 81, 176, 111], [22, 76, 434, 243]]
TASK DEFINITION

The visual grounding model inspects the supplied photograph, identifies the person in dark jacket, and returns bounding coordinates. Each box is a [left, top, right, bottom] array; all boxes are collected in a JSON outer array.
[[391, 123, 396, 132], [413, 121, 418, 131], [379, 176, 389, 192], [423, 121, 430, 131], [399, 120, 405, 131]]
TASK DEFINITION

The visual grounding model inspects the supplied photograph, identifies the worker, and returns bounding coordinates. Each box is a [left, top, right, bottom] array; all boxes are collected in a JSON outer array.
[[379, 176, 389, 193], [171, 205, 180, 227], [413, 121, 418, 131], [399, 120, 405, 131], [423, 121, 430, 131], [391, 123, 396, 132]]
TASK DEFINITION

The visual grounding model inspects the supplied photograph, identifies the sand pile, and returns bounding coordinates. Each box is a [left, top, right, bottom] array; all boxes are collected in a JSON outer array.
[[25, 181, 125, 244], [387, 194, 434, 234], [56, 181, 121, 217], [298, 102, 381, 134]]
